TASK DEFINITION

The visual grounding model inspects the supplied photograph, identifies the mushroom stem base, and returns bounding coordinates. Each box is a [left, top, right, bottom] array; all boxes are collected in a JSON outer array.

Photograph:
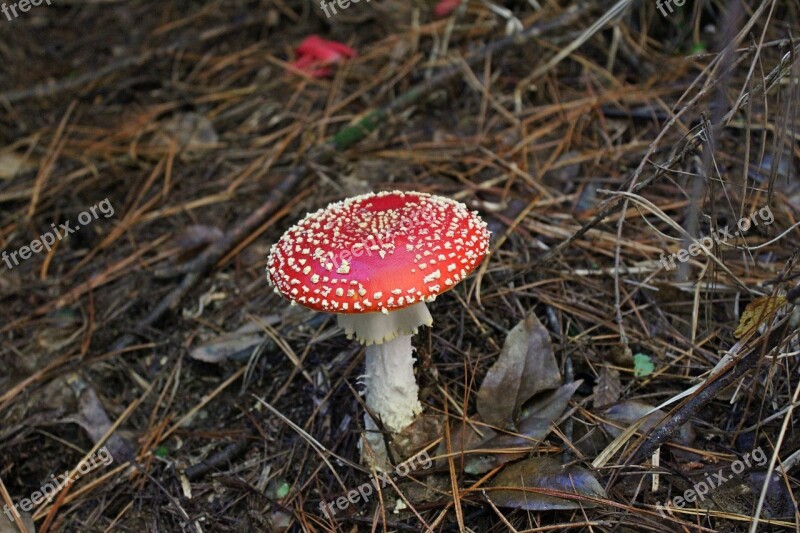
[[361, 334, 422, 467]]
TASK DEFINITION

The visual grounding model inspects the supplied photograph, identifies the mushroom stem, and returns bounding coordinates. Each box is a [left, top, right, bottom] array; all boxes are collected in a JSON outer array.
[[364, 334, 422, 433], [361, 334, 422, 467], [337, 301, 432, 467]]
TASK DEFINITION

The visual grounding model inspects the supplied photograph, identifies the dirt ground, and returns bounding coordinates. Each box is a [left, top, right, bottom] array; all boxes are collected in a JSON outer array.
[[1, 0, 800, 531]]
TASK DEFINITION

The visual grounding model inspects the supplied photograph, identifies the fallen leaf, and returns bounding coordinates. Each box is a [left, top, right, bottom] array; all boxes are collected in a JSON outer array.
[[700, 470, 796, 518], [436, 415, 497, 471], [518, 380, 582, 429], [0, 152, 35, 180], [189, 315, 279, 362], [190, 333, 264, 363], [633, 353, 655, 377], [391, 413, 442, 462], [602, 400, 695, 445], [734, 295, 787, 338], [477, 313, 561, 429], [592, 366, 621, 409], [69, 375, 135, 461], [487, 457, 607, 510], [290, 36, 356, 77], [434, 0, 461, 17], [152, 112, 219, 155], [465, 382, 582, 474]]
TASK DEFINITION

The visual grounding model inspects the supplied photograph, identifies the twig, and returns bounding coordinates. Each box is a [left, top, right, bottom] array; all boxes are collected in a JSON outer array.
[[184, 438, 252, 480]]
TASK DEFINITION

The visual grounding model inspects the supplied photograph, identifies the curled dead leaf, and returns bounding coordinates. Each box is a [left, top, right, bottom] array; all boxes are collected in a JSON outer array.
[[592, 366, 621, 409], [477, 313, 561, 429], [734, 295, 787, 338], [190, 333, 264, 363], [189, 315, 280, 362], [487, 456, 607, 511], [602, 400, 695, 445], [441, 382, 581, 475]]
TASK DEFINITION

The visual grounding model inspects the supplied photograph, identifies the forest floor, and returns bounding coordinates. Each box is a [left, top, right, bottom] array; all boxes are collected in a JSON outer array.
[[1, 1, 799, 531]]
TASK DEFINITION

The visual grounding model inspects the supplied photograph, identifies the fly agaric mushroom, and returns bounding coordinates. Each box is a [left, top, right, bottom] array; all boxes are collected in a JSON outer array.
[[267, 191, 489, 466]]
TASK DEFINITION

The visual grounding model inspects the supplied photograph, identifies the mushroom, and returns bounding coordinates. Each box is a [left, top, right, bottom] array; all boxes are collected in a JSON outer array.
[[267, 191, 490, 467]]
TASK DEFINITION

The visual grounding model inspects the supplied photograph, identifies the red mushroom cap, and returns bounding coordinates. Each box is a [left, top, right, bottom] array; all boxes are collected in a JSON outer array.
[[267, 191, 490, 314]]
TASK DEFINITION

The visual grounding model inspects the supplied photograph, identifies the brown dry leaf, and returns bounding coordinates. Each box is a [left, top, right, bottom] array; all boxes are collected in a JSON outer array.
[[592, 366, 621, 409], [698, 470, 795, 518], [190, 333, 264, 363], [68, 374, 135, 461], [734, 295, 787, 338], [487, 456, 607, 511], [602, 400, 695, 445], [436, 415, 497, 470], [464, 381, 582, 474], [11, 373, 134, 462], [390, 413, 442, 461], [151, 112, 220, 156], [189, 316, 279, 363], [0, 152, 35, 180], [477, 313, 561, 429]]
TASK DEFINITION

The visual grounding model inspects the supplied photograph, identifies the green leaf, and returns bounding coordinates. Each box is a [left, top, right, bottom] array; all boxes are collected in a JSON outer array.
[[154, 445, 169, 457], [633, 353, 654, 377], [690, 42, 707, 54], [276, 482, 290, 499]]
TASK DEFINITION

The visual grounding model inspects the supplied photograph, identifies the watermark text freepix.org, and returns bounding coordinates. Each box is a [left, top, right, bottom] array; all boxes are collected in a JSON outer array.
[[2, 197, 115, 270], [319, 0, 369, 19], [2, 0, 51, 22], [659, 206, 774, 271], [656, 0, 686, 17], [319, 450, 432, 517], [3, 446, 114, 522], [655, 446, 768, 517]]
